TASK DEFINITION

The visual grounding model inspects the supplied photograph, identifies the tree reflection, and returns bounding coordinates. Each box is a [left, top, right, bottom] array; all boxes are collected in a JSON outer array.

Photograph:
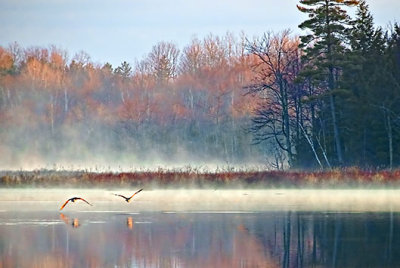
[[0, 212, 400, 267]]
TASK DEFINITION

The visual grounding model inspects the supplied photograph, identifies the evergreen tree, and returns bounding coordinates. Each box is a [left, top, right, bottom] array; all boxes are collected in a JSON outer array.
[[115, 61, 132, 79], [378, 24, 400, 169], [342, 3, 400, 169], [297, 0, 359, 166], [341, 0, 385, 167]]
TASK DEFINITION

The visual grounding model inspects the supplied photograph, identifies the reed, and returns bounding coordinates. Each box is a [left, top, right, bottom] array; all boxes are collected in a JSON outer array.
[[1, 167, 400, 188]]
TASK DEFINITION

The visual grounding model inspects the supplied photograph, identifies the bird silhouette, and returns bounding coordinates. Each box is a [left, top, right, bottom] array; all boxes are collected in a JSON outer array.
[[60, 197, 93, 210], [114, 189, 143, 202]]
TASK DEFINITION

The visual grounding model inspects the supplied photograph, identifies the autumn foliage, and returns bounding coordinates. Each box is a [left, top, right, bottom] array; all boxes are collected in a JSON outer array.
[[0, 35, 265, 168]]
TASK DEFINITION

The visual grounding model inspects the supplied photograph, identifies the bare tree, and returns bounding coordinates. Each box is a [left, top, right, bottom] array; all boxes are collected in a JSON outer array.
[[246, 30, 300, 167], [147, 42, 180, 84], [180, 37, 204, 76]]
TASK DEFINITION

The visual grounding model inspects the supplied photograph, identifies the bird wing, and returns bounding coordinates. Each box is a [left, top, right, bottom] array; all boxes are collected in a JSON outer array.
[[114, 193, 128, 199], [127, 189, 143, 202], [78, 198, 93, 206], [60, 199, 71, 210]]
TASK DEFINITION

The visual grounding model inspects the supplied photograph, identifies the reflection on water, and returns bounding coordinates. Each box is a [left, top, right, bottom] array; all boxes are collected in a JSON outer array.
[[59, 213, 80, 229], [127, 216, 133, 229], [0, 211, 399, 267]]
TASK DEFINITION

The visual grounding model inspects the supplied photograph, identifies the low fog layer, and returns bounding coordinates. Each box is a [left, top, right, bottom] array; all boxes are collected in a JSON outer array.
[[0, 104, 268, 171], [1, 189, 400, 212]]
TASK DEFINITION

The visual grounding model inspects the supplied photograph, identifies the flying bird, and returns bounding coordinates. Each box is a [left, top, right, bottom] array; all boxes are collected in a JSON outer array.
[[60, 197, 93, 210], [114, 189, 143, 202]]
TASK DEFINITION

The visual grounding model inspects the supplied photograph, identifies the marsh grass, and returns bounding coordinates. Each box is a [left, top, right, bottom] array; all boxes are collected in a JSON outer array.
[[1, 166, 400, 188]]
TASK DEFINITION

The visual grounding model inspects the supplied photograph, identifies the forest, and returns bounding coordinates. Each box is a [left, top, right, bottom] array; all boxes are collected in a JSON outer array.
[[0, 0, 399, 170], [0, 34, 263, 170]]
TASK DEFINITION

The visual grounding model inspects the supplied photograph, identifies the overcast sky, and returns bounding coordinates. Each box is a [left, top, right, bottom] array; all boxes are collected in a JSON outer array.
[[1, 0, 398, 67]]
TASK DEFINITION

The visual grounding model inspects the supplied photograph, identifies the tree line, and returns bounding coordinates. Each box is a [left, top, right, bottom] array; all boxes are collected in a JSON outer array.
[[248, 0, 400, 169], [0, 0, 398, 170]]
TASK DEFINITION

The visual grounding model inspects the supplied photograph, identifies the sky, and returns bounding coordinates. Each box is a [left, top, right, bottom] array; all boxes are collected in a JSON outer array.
[[1, 0, 399, 68]]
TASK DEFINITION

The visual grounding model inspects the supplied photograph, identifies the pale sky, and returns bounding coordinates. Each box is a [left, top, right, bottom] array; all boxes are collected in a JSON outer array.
[[1, 0, 398, 67]]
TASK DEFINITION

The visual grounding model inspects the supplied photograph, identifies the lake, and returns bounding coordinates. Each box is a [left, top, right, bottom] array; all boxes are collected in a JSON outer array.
[[0, 189, 399, 267]]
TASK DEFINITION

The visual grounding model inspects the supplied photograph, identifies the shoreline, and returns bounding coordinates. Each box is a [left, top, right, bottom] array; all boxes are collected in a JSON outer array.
[[1, 168, 400, 188]]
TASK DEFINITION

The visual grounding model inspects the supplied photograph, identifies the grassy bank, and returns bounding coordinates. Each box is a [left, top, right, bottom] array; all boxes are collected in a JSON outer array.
[[1, 167, 400, 188]]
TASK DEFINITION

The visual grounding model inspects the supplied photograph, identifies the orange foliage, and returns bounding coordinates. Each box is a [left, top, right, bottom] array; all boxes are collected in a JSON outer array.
[[118, 97, 147, 122], [0, 36, 284, 163], [0, 47, 13, 70], [172, 103, 188, 118]]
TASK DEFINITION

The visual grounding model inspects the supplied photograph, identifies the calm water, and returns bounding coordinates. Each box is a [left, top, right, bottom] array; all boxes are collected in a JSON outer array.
[[0, 210, 399, 267]]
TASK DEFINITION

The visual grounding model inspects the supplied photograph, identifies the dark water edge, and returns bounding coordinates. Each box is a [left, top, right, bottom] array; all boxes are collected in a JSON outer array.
[[1, 211, 399, 267]]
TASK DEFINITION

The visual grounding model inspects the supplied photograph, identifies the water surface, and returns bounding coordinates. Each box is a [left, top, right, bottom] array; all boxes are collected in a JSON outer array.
[[1, 189, 400, 267], [1, 210, 399, 267]]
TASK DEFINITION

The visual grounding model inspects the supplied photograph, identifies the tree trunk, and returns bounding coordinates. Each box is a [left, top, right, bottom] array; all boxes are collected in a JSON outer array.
[[386, 111, 393, 170], [64, 88, 68, 113], [326, 2, 343, 165], [280, 77, 293, 166], [299, 122, 324, 168], [329, 93, 343, 165], [50, 94, 54, 135]]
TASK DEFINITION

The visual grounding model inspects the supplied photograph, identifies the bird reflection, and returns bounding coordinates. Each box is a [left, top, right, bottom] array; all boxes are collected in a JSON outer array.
[[72, 218, 80, 228], [237, 224, 249, 232], [59, 213, 81, 228], [59, 213, 69, 224], [127, 217, 134, 229]]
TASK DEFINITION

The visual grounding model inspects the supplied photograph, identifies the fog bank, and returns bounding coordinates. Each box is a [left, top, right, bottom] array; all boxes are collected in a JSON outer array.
[[1, 189, 400, 212]]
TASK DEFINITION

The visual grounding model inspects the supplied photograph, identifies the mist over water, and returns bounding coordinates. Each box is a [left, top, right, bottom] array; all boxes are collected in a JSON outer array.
[[1, 186, 400, 267], [2, 189, 400, 212]]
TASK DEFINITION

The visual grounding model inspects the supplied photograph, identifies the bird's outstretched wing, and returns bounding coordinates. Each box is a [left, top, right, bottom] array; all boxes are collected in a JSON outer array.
[[78, 198, 93, 206], [127, 189, 143, 202], [114, 193, 128, 199], [60, 199, 71, 210]]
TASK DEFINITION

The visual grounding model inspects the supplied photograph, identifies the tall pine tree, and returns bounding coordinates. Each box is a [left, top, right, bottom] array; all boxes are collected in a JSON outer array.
[[341, 0, 385, 167], [297, 0, 359, 166]]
